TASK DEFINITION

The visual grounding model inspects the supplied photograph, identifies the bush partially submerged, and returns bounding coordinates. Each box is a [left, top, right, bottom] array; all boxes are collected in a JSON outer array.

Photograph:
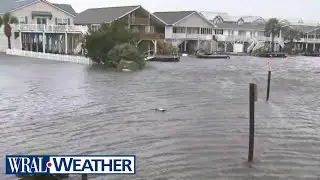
[[108, 43, 145, 69]]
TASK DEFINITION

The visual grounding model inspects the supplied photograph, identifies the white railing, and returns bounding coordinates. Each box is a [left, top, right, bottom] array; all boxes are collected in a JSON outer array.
[[6, 49, 92, 65], [11, 24, 89, 34], [170, 33, 213, 40], [298, 38, 320, 43]]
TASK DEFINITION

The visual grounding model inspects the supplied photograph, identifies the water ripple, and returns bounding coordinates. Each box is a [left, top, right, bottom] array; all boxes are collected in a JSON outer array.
[[0, 54, 320, 179]]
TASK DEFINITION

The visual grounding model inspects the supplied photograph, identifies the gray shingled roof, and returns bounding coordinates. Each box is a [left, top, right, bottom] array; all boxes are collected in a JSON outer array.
[[0, 0, 37, 14], [74, 5, 139, 25], [241, 16, 265, 23], [215, 22, 266, 31], [199, 11, 229, 21], [290, 25, 319, 33], [153, 11, 195, 25], [53, 3, 77, 16]]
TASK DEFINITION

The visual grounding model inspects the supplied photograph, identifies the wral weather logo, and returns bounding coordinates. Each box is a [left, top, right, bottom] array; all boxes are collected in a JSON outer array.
[[6, 155, 136, 174]]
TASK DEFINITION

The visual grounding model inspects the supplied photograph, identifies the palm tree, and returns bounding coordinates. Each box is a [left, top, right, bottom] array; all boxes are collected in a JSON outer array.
[[282, 26, 301, 53], [0, 12, 18, 49], [265, 18, 282, 52]]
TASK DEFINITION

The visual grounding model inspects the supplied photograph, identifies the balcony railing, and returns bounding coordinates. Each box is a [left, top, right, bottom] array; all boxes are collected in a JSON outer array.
[[11, 24, 89, 34], [134, 32, 165, 40], [130, 18, 149, 25]]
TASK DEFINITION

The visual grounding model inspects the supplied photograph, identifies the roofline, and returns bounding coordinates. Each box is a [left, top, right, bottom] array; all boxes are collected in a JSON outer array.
[[137, 6, 168, 25], [113, 5, 141, 21], [172, 11, 196, 25], [9, 0, 76, 17], [110, 5, 168, 25], [197, 12, 217, 28], [215, 27, 265, 31], [306, 27, 320, 33], [171, 11, 217, 28]]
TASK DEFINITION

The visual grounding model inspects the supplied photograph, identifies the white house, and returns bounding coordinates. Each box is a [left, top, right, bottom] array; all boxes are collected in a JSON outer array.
[[200, 12, 284, 52], [154, 11, 217, 53], [0, 0, 87, 54]]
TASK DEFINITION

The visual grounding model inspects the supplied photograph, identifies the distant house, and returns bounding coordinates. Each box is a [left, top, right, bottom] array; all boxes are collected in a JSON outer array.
[[74, 5, 167, 53], [153, 11, 216, 53]]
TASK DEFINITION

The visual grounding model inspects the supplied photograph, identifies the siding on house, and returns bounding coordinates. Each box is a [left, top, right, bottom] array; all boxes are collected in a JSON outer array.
[[11, 0, 75, 25]]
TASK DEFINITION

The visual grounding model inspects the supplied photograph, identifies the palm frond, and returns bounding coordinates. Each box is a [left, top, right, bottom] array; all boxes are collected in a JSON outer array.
[[3, 12, 11, 24], [10, 16, 19, 24]]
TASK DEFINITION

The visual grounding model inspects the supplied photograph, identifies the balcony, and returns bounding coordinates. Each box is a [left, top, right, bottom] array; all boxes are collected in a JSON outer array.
[[130, 17, 149, 25], [168, 33, 213, 40], [297, 38, 320, 43], [134, 32, 165, 40], [11, 24, 89, 34]]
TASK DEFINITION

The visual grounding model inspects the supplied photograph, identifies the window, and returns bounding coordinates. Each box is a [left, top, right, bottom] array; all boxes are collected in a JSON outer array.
[[215, 29, 223, 34], [187, 27, 199, 34], [56, 18, 69, 25], [36, 17, 47, 24], [265, 32, 270, 37], [18, 17, 27, 24], [200, 28, 212, 34], [173, 27, 185, 33], [90, 24, 101, 32]]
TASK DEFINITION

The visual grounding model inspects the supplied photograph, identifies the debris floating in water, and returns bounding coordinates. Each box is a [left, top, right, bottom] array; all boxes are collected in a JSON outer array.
[[155, 108, 166, 112]]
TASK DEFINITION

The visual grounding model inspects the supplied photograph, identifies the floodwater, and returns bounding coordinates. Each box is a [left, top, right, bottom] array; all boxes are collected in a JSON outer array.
[[0, 53, 320, 180]]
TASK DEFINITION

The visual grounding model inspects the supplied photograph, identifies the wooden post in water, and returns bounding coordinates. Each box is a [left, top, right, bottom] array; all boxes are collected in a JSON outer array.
[[82, 174, 88, 180], [248, 83, 256, 162], [266, 62, 271, 101]]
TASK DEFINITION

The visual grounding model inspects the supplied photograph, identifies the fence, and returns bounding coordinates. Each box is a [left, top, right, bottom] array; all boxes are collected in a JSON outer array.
[[6, 49, 93, 65]]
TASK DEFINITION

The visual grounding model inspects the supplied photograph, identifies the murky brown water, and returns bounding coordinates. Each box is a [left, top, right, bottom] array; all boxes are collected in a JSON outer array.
[[0, 53, 320, 180]]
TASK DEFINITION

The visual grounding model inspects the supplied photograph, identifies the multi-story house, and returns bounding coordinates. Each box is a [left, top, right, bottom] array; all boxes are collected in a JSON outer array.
[[280, 18, 320, 52], [0, 0, 87, 54], [74, 5, 167, 54], [153, 11, 217, 53], [201, 12, 284, 53]]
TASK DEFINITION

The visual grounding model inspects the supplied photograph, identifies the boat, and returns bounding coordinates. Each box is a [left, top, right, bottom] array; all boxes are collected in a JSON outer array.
[[302, 52, 320, 57], [196, 53, 230, 59], [255, 52, 287, 58], [145, 55, 180, 62], [195, 49, 230, 59]]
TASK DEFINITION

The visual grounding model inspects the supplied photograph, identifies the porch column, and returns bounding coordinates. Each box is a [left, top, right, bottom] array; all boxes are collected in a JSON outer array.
[[306, 33, 308, 51], [36, 34, 39, 52], [154, 40, 157, 54], [224, 42, 227, 52], [42, 33, 45, 53], [65, 33, 68, 54], [184, 40, 187, 52], [211, 40, 213, 53], [197, 39, 200, 50], [313, 32, 316, 51]]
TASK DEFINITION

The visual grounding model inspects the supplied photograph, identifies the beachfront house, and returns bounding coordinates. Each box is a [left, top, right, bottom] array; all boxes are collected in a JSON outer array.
[[74, 5, 167, 54], [280, 18, 320, 52], [0, 0, 87, 54], [153, 11, 217, 53], [201, 12, 284, 53]]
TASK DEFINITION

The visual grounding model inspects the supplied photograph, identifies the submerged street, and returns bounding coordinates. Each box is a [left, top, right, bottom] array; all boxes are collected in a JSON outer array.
[[0, 54, 320, 179]]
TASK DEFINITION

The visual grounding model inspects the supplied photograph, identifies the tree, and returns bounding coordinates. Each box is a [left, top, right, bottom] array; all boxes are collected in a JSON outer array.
[[108, 43, 145, 69], [281, 26, 301, 53], [83, 20, 139, 66], [265, 18, 282, 52], [0, 12, 18, 49]]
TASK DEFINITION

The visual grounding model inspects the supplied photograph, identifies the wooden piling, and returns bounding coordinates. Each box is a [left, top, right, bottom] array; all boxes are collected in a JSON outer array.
[[248, 83, 256, 162], [266, 62, 271, 101], [82, 174, 88, 180]]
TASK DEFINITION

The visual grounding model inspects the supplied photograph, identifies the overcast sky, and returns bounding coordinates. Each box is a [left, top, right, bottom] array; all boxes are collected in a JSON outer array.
[[51, 0, 318, 21]]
